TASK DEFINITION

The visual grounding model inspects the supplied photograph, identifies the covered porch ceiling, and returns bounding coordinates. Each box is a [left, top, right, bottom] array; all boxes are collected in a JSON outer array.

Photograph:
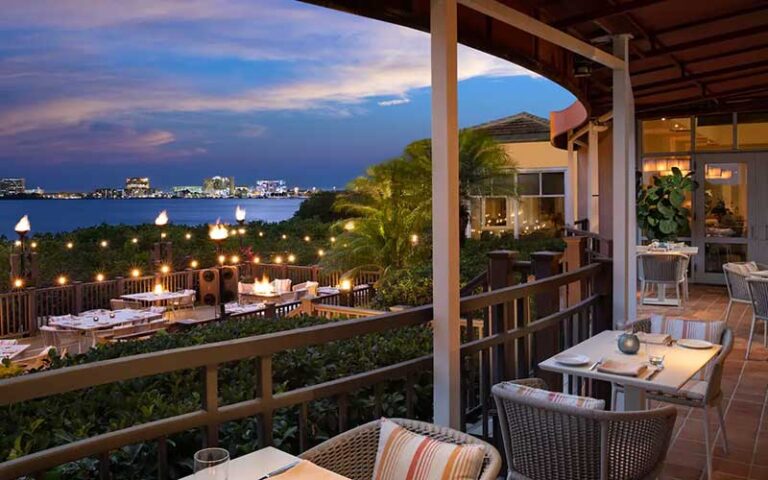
[[301, 0, 768, 119]]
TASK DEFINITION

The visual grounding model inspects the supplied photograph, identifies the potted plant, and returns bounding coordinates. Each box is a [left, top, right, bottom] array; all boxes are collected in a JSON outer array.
[[637, 167, 698, 242]]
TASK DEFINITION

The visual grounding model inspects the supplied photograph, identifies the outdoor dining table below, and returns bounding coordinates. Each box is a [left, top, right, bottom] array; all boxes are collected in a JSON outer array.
[[0, 340, 29, 360], [539, 329, 720, 411], [121, 291, 189, 305], [49, 309, 162, 331]]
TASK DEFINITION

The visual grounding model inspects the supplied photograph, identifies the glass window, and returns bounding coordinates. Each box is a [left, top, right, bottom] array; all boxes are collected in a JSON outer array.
[[517, 173, 539, 196], [640, 157, 692, 185], [704, 163, 748, 238], [519, 197, 565, 233], [541, 172, 565, 195], [704, 243, 748, 273], [642, 117, 692, 153], [484, 197, 507, 227], [469, 197, 483, 235], [695, 114, 733, 151], [737, 112, 768, 150]]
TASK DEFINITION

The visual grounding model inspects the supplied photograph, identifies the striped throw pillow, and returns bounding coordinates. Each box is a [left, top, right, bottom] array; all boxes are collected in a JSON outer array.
[[497, 382, 605, 410], [650, 315, 725, 343], [373, 418, 486, 480]]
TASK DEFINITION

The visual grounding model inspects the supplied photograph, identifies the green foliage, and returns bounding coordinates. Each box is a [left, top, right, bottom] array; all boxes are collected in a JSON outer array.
[[0, 316, 433, 479], [293, 191, 344, 223], [637, 167, 698, 241]]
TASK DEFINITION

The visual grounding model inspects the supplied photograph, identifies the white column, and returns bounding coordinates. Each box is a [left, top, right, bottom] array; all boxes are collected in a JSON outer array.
[[430, 0, 461, 428], [587, 123, 599, 233], [612, 34, 637, 327], [565, 134, 576, 225]]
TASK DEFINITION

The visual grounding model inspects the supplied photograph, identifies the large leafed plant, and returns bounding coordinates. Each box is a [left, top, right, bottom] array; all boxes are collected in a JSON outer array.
[[637, 167, 698, 241]]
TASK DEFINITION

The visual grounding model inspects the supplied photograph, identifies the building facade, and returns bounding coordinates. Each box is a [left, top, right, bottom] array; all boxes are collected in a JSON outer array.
[[468, 113, 569, 238], [124, 177, 151, 197], [0, 178, 25, 196], [203, 176, 235, 196]]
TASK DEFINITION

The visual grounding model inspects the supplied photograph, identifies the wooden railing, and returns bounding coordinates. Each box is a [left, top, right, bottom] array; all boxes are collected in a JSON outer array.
[[563, 225, 613, 259], [0, 265, 380, 338], [0, 252, 612, 479]]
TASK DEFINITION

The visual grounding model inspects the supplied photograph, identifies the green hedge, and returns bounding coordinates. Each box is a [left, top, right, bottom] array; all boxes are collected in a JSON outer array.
[[1, 316, 433, 479]]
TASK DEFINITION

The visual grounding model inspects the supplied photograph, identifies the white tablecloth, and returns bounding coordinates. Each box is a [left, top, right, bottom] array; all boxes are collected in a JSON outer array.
[[50, 309, 162, 331], [121, 291, 189, 304], [0, 343, 29, 360]]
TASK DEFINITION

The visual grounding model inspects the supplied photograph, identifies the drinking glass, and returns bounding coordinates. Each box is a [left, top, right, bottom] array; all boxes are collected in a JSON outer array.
[[194, 448, 229, 479], [647, 342, 665, 368]]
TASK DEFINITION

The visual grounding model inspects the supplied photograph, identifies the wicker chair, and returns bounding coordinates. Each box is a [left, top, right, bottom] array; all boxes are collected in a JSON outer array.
[[299, 418, 501, 480], [746, 276, 768, 360], [638, 253, 689, 306], [493, 378, 677, 480], [723, 262, 768, 323]]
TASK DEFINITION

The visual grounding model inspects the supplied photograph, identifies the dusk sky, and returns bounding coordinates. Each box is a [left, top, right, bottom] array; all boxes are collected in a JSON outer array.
[[0, 0, 575, 191]]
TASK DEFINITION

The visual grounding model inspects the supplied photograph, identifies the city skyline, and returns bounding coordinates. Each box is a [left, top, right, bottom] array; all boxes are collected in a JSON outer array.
[[0, 0, 575, 190]]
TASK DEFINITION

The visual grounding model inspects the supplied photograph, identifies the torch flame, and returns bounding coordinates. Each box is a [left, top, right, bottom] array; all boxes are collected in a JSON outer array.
[[208, 218, 229, 241], [14, 215, 30, 235], [235, 205, 246, 222], [155, 210, 169, 227], [252, 275, 274, 295]]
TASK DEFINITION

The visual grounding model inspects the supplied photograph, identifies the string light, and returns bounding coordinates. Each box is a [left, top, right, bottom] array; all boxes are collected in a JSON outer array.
[[13, 278, 24, 289], [230, 255, 240, 264], [14, 240, 21, 247], [274, 255, 283, 264], [330, 236, 336, 243], [154, 283, 164, 294], [131, 269, 141, 278], [100, 240, 108, 248], [410, 234, 419, 245], [30, 241, 38, 249], [258, 231, 264, 237], [253, 256, 261, 264], [185, 233, 192, 240], [229, 229, 237, 236], [340, 279, 352, 291], [237, 228, 246, 235], [218, 255, 226, 265], [344, 221, 355, 231], [95, 273, 105, 282], [160, 232, 167, 239], [318, 249, 325, 257], [281, 234, 287, 240], [131, 237, 139, 244], [304, 236, 311, 242], [66, 241, 74, 249], [160, 265, 170, 274], [57, 276, 67, 286], [190, 260, 199, 269], [287, 254, 296, 263]]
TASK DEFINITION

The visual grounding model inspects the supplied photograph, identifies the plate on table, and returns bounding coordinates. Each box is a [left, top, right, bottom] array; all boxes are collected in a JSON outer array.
[[677, 338, 713, 349], [554, 353, 590, 366]]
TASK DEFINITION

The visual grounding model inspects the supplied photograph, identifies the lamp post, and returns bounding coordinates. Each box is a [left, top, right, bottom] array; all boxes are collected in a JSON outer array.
[[152, 210, 172, 268], [209, 219, 230, 319], [10, 215, 36, 287], [235, 205, 246, 251]]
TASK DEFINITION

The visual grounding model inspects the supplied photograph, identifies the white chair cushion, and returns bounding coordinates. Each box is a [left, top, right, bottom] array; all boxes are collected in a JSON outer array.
[[497, 382, 605, 410], [679, 379, 708, 400]]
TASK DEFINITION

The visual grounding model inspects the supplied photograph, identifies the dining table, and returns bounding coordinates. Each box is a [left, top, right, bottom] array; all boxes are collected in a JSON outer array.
[[121, 291, 190, 306], [49, 309, 162, 331], [0, 341, 30, 360], [178, 446, 349, 480], [539, 330, 720, 410], [637, 245, 699, 305]]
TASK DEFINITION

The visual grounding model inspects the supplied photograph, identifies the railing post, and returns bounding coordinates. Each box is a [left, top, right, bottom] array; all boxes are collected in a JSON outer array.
[[115, 276, 125, 298], [311, 265, 320, 283], [263, 302, 276, 319], [73, 281, 84, 315], [203, 364, 219, 447], [530, 251, 564, 390], [257, 356, 274, 448], [26, 288, 37, 335], [486, 250, 517, 384], [563, 236, 588, 306], [592, 258, 614, 406]]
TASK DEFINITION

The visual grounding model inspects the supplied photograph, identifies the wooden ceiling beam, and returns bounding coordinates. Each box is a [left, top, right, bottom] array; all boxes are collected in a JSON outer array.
[[643, 25, 767, 59], [653, 4, 768, 36], [633, 60, 768, 93], [631, 44, 768, 77], [550, 0, 666, 29]]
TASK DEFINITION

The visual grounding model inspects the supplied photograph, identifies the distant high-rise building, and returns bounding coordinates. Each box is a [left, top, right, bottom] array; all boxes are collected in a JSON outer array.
[[125, 177, 151, 197], [253, 180, 287, 196], [203, 176, 235, 196], [0, 178, 25, 196]]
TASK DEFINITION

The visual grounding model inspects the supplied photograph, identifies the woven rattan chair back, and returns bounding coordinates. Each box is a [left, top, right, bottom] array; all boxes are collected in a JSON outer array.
[[639, 253, 686, 284], [747, 277, 768, 320]]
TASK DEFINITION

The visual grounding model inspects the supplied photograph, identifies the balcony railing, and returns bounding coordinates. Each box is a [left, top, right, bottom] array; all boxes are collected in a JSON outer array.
[[0, 244, 611, 479], [0, 264, 381, 337]]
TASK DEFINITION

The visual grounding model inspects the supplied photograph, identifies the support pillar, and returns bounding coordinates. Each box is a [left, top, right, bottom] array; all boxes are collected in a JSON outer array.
[[612, 34, 637, 328], [587, 123, 600, 233], [565, 134, 577, 225], [430, 0, 461, 429]]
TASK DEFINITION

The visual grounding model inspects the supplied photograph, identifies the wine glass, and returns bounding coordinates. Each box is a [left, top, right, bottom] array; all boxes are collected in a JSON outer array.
[[647, 341, 665, 368], [194, 448, 229, 479]]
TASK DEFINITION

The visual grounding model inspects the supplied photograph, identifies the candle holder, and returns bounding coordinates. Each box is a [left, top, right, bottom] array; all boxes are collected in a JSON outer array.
[[618, 333, 640, 354]]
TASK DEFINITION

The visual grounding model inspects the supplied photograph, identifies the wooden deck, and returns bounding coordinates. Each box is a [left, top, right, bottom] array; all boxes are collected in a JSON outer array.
[[639, 285, 768, 480]]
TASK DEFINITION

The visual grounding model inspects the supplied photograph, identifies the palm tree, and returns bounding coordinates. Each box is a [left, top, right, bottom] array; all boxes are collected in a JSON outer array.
[[402, 129, 517, 244]]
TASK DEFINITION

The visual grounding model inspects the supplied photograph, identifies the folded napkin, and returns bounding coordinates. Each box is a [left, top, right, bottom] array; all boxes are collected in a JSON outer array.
[[271, 460, 348, 479], [636, 332, 671, 345], [597, 359, 647, 377]]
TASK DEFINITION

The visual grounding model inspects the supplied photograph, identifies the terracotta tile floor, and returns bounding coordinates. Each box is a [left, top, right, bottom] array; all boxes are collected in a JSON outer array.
[[638, 285, 768, 480]]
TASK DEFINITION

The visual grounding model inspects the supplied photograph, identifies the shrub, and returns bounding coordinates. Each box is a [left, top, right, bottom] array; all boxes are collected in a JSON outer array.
[[1, 315, 433, 479]]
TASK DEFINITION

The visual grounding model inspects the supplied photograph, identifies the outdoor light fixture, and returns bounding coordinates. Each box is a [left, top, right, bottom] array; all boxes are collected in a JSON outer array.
[[155, 210, 169, 227], [229, 229, 237, 236], [100, 240, 108, 248], [14, 240, 21, 247], [160, 232, 167, 239], [132, 237, 139, 244], [14, 215, 30, 238], [57, 276, 67, 286], [218, 255, 226, 265], [410, 234, 419, 245], [258, 231, 264, 237], [274, 255, 283, 264], [231, 255, 240, 264], [160, 264, 170, 274], [66, 242, 74, 249], [318, 249, 325, 257], [13, 278, 24, 289], [185, 233, 192, 240], [340, 279, 352, 291], [344, 221, 355, 231], [287, 254, 296, 263], [154, 284, 164, 295], [96, 273, 105, 282], [12, 215, 35, 286], [190, 260, 199, 269], [209, 219, 229, 260], [131, 269, 141, 278], [30, 241, 38, 249], [304, 236, 311, 242], [235, 205, 246, 223], [330, 236, 336, 243], [281, 234, 287, 240], [253, 256, 261, 264]]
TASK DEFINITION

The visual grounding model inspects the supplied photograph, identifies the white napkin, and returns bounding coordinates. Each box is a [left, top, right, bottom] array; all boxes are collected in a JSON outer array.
[[636, 332, 671, 345]]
